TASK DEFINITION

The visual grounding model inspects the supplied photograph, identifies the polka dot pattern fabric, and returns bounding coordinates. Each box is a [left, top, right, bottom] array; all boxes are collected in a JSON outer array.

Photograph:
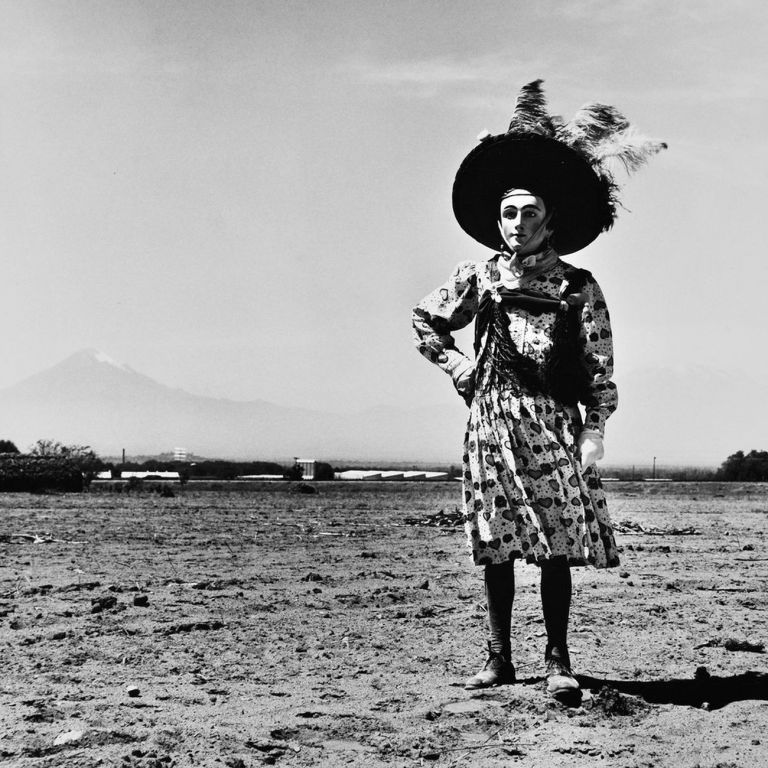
[[413, 255, 621, 569], [463, 389, 620, 567]]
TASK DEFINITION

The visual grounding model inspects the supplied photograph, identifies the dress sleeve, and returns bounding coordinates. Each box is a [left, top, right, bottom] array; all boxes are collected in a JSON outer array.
[[412, 260, 479, 377], [579, 276, 618, 436]]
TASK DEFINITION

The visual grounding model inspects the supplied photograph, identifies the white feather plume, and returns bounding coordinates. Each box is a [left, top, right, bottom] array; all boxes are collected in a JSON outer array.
[[591, 128, 668, 174]]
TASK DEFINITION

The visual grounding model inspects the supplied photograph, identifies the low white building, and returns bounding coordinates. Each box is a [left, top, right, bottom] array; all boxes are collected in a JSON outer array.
[[335, 469, 450, 481], [379, 471, 404, 480], [120, 471, 180, 480], [335, 470, 382, 481]]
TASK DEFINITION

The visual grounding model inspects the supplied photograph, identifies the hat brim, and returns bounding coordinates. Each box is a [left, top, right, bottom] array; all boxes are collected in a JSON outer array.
[[452, 133, 611, 255]]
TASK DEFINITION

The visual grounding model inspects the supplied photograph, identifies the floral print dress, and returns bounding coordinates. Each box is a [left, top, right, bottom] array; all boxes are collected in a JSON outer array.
[[412, 255, 621, 569]]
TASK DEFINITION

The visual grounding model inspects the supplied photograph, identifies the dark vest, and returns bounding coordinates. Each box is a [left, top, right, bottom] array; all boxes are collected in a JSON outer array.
[[473, 266, 593, 406]]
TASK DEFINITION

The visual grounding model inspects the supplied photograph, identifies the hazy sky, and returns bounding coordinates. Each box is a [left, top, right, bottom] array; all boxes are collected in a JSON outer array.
[[1, 1, 766, 459]]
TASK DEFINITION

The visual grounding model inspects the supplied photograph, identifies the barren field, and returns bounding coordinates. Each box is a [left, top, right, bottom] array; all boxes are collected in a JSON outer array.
[[2, 480, 768, 768]]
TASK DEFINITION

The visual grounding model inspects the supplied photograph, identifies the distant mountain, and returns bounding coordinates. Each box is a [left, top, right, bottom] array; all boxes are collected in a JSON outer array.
[[0, 350, 762, 466], [0, 349, 467, 461]]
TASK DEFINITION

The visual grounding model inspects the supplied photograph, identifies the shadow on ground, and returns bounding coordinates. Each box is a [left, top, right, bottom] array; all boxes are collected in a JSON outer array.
[[578, 670, 768, 710]]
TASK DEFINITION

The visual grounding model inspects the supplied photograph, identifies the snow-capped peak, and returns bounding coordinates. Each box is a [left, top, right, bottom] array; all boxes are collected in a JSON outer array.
[[70, 348, 132, 372], [92, 350, 127, 369]]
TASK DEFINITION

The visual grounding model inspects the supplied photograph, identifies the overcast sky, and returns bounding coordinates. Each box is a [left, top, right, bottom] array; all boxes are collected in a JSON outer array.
[[1, 0, 766, 461]]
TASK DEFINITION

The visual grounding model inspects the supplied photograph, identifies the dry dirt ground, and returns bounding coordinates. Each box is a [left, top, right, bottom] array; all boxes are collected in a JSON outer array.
[[2, 480, 768, 768]]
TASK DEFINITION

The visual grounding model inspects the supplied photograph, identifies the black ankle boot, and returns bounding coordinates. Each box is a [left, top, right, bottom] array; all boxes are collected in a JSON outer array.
[[544, 646, 579, 698], [464, 642, 516, 690]]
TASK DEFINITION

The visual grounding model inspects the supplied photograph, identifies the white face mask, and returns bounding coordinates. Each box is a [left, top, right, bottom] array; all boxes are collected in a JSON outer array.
[[497, 190, 552, 257]]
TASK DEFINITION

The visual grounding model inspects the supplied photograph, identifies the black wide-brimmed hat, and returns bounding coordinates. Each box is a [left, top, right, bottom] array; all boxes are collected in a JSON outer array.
[[452, 80, 666, 255]]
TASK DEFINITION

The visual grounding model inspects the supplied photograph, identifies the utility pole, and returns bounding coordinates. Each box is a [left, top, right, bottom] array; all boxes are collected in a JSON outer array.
[[652, 456, 657, 480]]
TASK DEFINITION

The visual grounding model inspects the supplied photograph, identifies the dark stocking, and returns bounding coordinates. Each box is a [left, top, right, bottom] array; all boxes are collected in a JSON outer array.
[[540, 556, 572, 665], [484, 560, 515, 658]]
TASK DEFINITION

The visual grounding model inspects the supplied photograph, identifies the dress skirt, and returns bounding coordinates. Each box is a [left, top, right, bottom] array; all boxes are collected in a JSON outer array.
[[462, 385, 620, 568]]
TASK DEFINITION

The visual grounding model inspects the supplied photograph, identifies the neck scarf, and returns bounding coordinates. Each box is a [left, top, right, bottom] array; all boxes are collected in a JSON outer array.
[[497, 247, 558, 289]]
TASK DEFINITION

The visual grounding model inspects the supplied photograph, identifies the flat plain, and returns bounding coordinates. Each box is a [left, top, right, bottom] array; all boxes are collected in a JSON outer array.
[[2, 480, 768, 768]]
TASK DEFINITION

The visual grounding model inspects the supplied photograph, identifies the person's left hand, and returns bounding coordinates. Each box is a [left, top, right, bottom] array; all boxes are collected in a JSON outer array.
[[578, 431, 604, 468]]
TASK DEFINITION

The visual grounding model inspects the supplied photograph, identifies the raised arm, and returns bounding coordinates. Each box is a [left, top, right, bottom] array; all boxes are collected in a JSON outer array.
[[412, 260, 479, 396]]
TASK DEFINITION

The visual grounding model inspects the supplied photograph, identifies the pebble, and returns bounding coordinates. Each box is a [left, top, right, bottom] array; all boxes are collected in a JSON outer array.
[[126, 685, 141, 697], [54, 730, 84, 745], [133, 594, 149, 607]]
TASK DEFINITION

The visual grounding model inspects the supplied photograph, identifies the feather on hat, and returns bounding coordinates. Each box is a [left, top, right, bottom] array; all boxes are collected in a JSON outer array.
[[452, 79, 667, 254]]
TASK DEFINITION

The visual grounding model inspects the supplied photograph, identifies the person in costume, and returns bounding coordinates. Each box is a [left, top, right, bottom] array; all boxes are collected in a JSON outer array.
[[412, 80, 665, 698]]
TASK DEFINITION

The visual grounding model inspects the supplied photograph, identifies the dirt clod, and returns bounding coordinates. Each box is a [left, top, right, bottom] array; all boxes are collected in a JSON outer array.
[[592, 686, 645, 717], [91, 594, 118, 613]]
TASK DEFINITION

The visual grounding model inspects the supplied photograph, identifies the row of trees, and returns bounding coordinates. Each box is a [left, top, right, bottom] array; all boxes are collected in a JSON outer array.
[[1, 439, 101, 471], [716, 450, 768, 482], [0, 440, 101, 492]]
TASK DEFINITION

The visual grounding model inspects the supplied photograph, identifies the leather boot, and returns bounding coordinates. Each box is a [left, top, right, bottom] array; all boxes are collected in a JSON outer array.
[[464, 642, 516, 690], [545, 655, 580, 699]]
